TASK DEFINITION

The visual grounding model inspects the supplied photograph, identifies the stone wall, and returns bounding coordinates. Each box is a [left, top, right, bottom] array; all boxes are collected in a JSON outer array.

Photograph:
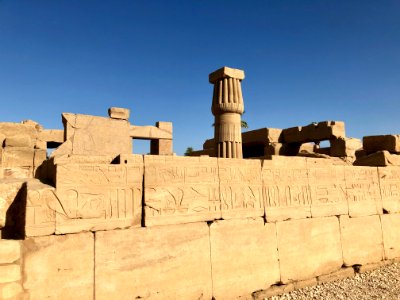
[[1, 155, 400, 299]]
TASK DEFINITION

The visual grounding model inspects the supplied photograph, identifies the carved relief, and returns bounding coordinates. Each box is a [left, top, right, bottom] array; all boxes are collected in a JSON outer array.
[[219, 158, 263, 219], [55, 158, 143, 233], [378, 167, 400, 213], [144, 156, 220, 226], [344, 166, 381, 217]]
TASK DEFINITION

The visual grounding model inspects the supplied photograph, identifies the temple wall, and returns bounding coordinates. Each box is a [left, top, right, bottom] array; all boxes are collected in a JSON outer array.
[[2, 155, 400, 299]]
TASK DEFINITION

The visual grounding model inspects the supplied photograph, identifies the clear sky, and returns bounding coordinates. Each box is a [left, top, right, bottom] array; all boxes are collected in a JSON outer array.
[[0, 1, 399, 155]]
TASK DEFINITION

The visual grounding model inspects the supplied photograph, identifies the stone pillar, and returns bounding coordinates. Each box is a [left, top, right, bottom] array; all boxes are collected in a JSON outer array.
[[150, 122, 173, 155], [210, 67, 245, 158]]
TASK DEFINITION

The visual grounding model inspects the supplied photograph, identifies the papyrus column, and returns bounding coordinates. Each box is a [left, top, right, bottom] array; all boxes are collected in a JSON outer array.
[[209, 67, 245, 158]]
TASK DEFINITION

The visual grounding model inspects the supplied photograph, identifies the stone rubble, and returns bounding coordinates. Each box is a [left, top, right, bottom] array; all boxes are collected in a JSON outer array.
[[265, 262, 400, 300]]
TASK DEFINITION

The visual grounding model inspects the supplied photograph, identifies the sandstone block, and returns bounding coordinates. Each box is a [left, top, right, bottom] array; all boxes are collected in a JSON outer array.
[[0, 167, 32, 179], [263, 157, 311, 221], [354, 150, 400, 167], [380, 214, 400, 259], [0, 239, 20, 264], [0, 282, 23, 299], [363, 135, 400, 153], [54, 159, 143, 233], [283, 121, 345, 144], [2, 147, 34, 168], [4, 135, 32, 148], [0, 265, 20, 283], [219, 158, 263, 219], [53, 154, 115, 165], [242, 128, 283, 144], [344, 166, 382, 217], [0, 179, 25, 229], [108, 107, 130, 120], [264, 142, 301, 156], [340, 215, 384, 266], [95, 223, 212, 300], [22, 232, 94, 300], [210, 219, 280, 299], [0, 123, 38, 141], [144, 155, 220, 226], [38, 129, 64, 144], [317, 267, 355, 283], [378, 167, 400, 213], [330, 137, 362, 157], [53, 113, 131, 157], [33, 149, 46, 167], [276, 217, 343, 283], [150, 139, 173, 155]]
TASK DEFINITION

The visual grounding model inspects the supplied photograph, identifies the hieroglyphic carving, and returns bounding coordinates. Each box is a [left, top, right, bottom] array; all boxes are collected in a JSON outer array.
[[344, 166, 381, 217], [378, 166, 400, 213], [262, 157, 311, 222], [219, 158, 263, 219], [144, 156, 220, 226], [54, 156, 143, 233], [308, 165, 348, 217]]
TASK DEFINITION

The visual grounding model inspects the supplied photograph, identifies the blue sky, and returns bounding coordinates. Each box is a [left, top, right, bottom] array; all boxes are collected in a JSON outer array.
[[0, 1, 399, 155]]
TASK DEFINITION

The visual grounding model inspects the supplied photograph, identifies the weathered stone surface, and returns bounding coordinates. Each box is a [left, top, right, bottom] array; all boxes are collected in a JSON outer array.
[[0, 239, 20, 264], [25, 181, 56, 236], [354, 150, 400, 166], [317, 267, 355, 283], [330, 137, 362, 157], [0, 167, 32, 179], [4, 134, 32, 148], [53, 154, 115, 165], [242, 128, 283, 144], [52, 113, 131, 157], [277, 217, 343, 283], [0, 122, 38, 141], [130, 125, 173, 140], [38, 129, 64, 144], [363, 134, 400, 153], [293, 278, 318, 290], [2, 147, 34, 168], [0, 265, 20, 283], [22, 232, 94, 300], [219, 158, 263, 219], [144, 155, 220, 226], [95, 223, 212, 300], [282, 121, 345, 144], [263, 157, 311, 222], [54, 159, 143, 233], [340, 215, 384, 266], [33, 149, 46, 168], [378, 167, 400, 213], [210, 218, 280, 299], [344, 166, 382, 217], [0, 282, 23, 299], [108, 107, 130, 120], [380, 214, 400, 259], [308, 165, 348, 217], [0, 179, 25, 228]]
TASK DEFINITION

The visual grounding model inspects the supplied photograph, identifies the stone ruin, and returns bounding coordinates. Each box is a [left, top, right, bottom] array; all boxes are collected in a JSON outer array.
[[0, 66, 400, 299]]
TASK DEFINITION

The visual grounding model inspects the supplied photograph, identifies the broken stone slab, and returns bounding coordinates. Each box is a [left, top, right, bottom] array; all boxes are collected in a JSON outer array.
[[363, 134, 400, 153], [108, 107, 130, 120], [210, 218, 280, 299], [4, 135, 32, 148], [276, 217, 343, 283], [354, 150, 400, 166], [282, 121, 345, 144], [95, 223, 212, 300], [22, 232, 94, 299], [330, 137, 362, 157], [340, 215, 384, 266]]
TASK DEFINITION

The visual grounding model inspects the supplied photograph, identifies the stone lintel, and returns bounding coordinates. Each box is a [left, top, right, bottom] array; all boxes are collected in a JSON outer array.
[[209, 66, 245, 83]]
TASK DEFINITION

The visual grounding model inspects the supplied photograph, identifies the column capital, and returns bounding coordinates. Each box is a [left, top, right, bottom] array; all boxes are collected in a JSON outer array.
[[209, 66, 245, 84]]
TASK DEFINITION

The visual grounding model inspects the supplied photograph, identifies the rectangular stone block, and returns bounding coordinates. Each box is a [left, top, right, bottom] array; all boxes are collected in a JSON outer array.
[[380, 214, 400, 259], [276, 217, 343, 283], [354, 150, 400, 167], [242, 128, 283, 144], [0, 167, 33, 179], [263, 157, 311, 222], [25, 181, 56, 237], [2, 147, 34, 168], [0, 123, 38, 141], [108, 107, 130, 120], [22, 232, 94, 300], [283, 121, 345, 144], [378, 167, 400, 213], [95, 223, 212, 300], [54, 158, 143, 233], [38, 129, 64, 144], [340, 215, 384, 266], [0, 265, 20, 284], [144, 155, 220, 226], [219, 158, 263, 219], [363, 135, 400, 153], [210, 218, 280, 299], [0, 239, 20, 264], [0, 282, 23, 299], [308, 165, 348, 217], [344, 166, 382, 217], [330, 137, 362, 157], [4, 135, 32, 148]]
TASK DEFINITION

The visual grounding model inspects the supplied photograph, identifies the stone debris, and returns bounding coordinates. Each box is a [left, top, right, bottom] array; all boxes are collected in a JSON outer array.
[[263, 262, 400, 300]]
